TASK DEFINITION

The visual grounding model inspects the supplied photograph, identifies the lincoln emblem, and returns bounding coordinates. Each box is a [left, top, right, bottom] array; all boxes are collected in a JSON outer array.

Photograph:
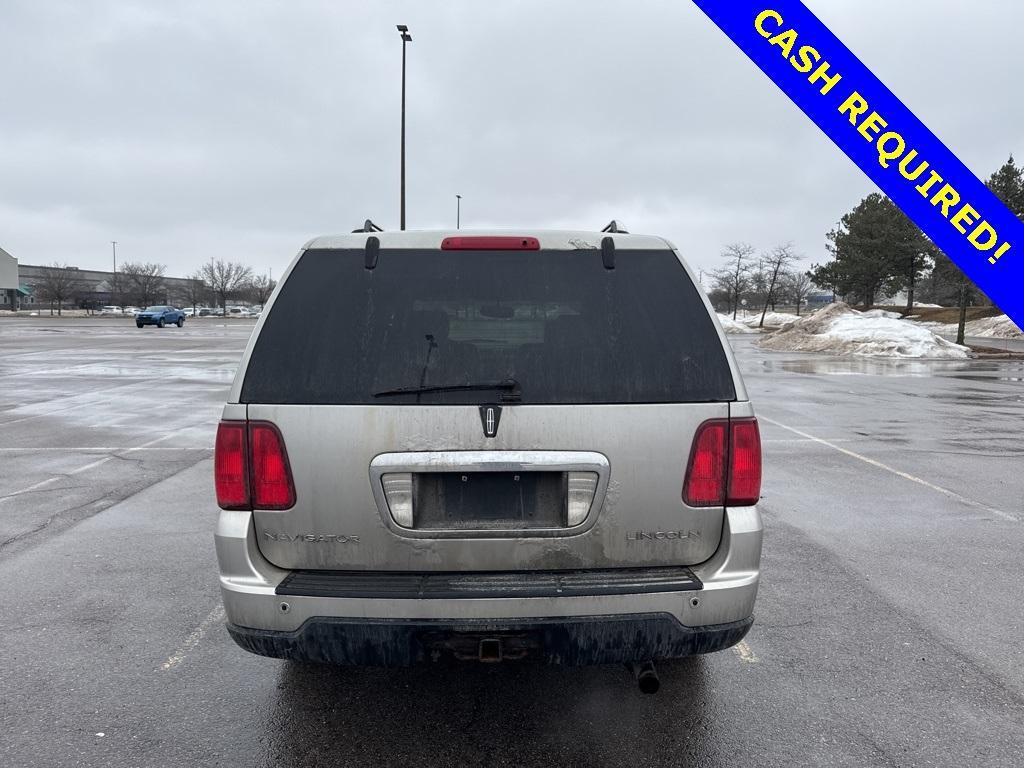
[[479, 405, 502, 438]]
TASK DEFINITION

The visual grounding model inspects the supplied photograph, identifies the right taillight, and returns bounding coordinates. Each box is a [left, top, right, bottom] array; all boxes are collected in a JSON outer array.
[[683, 417, 762, 508], [214, 420, 296, 510], [727, 418, 762, 506], [215, 421, 249, 510]]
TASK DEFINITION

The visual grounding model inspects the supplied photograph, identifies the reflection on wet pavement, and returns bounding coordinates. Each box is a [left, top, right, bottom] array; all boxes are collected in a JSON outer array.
[[753, 353, 1024, 385]]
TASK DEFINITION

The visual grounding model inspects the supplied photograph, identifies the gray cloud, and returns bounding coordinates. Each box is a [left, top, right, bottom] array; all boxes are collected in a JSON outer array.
[[2, 0, 1022, 279]]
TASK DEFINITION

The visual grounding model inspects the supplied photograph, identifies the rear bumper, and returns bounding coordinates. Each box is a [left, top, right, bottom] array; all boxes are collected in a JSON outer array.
[[227, 613, 753, 666], [216, 505, 762, 665]]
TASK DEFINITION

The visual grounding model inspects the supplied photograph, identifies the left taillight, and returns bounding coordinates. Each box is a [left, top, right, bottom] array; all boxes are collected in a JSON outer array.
[[215, 421, 249, 510], [214, 420, 296, 510]]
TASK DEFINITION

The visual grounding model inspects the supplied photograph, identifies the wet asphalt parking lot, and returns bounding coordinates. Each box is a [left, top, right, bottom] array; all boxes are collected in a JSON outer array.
[[1, 317, 1023, 767]]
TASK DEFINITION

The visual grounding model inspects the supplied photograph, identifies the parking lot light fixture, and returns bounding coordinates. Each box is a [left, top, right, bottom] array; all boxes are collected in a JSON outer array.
[[397, 25, 412, 230]]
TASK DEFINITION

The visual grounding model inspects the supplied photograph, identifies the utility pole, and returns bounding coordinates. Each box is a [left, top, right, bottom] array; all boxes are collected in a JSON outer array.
[[111, 241, 118, 305], [456, 194, 462, 230], [397, 25, 412, 230]]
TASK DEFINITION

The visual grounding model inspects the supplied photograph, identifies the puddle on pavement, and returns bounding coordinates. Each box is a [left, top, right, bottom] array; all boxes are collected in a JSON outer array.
[[771, 358, 1024, 382], [770, 358, 968, 377], [20, 364, 237, 380]]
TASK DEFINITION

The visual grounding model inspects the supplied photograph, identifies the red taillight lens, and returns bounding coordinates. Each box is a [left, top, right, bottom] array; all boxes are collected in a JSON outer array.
[[683, 417, 762, 508], [683, 420, 727, 507], [215, 421, 249, 510], [728, 418, 762, 506], [250, 422, 296, 509], [441, 236, 540, 250]]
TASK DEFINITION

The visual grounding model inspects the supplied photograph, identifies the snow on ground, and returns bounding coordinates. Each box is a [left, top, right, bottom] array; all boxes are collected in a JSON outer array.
[[717, 314, 759, 334], [716, 311, 799, 332], [935, 315, 1023, 339], [758, 303, 971, 359], [741, 311, 800, 329]]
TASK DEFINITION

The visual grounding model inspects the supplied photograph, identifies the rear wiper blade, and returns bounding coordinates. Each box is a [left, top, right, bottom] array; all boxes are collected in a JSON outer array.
[[373, 379, 521, 400]]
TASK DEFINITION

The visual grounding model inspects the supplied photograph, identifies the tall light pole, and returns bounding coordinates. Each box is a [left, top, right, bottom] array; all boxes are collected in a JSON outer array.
[[456, 194, 462, 230], [397, 25, 412, 230], [111, 241, 118, 303]]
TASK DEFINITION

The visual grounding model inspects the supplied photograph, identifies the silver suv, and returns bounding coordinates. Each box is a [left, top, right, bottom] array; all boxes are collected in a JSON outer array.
[[215, 229, 762, 685]]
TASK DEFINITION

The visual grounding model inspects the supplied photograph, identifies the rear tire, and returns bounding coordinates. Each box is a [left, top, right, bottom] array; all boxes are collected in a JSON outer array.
[[176, 318, 184, 328]]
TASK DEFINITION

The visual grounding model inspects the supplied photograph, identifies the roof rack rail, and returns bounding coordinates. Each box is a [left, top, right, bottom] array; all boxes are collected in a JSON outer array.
[[352, 219, 384, 233], [601, 220, 629, 234]]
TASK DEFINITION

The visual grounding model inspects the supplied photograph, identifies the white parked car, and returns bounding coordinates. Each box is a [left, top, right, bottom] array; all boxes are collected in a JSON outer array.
[[99, 305, 123, 315]]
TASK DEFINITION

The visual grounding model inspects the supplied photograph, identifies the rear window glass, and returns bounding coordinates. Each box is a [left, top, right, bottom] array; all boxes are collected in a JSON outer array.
[[240, 248, 736, 404]]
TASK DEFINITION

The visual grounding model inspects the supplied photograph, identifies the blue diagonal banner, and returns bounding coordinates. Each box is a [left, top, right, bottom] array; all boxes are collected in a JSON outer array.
[[691, 1, 1024, 329]]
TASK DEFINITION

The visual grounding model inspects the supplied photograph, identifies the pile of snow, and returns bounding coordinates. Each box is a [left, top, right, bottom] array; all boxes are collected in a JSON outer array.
[[717, 314, 758, 334], [758, 303, 971, 359], [936, 315, 1022, 339], [742, 311, 800, 329], [717, 311, 800, 333]]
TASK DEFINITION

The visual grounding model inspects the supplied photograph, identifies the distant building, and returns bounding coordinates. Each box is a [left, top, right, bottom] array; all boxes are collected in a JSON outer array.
[[1, 247, 29, 310], [805, 292, 834, 308], [17, 263, 199, 309]]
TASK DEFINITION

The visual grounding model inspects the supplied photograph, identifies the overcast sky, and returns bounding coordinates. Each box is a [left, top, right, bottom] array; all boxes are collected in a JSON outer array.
[[2, 1, 1023, 281]]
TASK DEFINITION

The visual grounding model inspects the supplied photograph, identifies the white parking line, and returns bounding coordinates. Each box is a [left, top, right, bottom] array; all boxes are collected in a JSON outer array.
[[732, 640, 759, 663], [0, 447, 209, 452], [761, 416, 1018, 523], [159, 604, 226, 671], [761, 437, 854, 444], [0, 426, 205, 504]]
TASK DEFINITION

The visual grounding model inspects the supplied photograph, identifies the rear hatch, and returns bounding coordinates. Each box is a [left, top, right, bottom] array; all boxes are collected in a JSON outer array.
[[237, 239, 738, 572]]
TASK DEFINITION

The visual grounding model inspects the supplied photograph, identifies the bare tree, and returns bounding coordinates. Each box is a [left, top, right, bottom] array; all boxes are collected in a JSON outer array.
[[248, 274, 277, 310], [182, 273, 209, 315], [36, 263, 85, 316], [198, 258, 253, 313], [758, 244, 797, 328], [714, 243, 755, 320], [785, 270, 813, 316], [120, 262, 166, 307]]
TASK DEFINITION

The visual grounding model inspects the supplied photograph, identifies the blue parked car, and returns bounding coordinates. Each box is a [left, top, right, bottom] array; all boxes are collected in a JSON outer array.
[[136, 305, 186, 328]]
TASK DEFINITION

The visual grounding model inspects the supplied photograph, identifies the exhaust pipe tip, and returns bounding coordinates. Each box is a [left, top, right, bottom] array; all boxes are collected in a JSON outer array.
[[628, 661, 660, 694]]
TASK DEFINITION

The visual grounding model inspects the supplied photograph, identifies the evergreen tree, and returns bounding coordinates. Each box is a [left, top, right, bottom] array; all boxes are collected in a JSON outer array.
[[985, 155, 1024, 218], [822, 193, 925, 309], [933, 155, 1024, 343]]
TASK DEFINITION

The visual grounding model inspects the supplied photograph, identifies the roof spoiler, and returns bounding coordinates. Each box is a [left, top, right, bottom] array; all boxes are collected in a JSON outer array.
[[601, 237, 615, 270], [600, 221, 627, 269], [364, 236, 380, 270]]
